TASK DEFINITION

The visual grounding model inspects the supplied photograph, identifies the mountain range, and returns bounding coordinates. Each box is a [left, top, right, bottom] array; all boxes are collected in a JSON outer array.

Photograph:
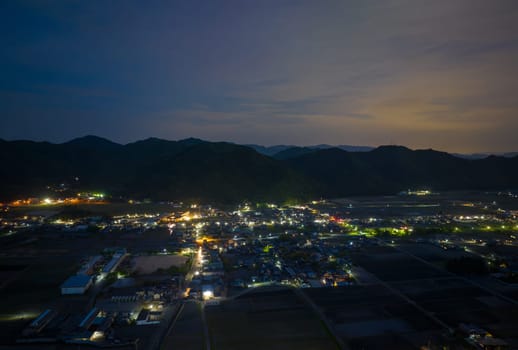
[[247, 144, 518, 159], [1, 136, 517, 203], [246, 144, 374, 156]]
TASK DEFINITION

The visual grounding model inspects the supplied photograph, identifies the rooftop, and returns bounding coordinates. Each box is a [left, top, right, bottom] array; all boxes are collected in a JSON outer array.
[[61, 274, 93, 289]]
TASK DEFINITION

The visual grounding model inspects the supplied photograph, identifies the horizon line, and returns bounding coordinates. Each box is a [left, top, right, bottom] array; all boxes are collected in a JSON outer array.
[[1, 134, 517, 157]]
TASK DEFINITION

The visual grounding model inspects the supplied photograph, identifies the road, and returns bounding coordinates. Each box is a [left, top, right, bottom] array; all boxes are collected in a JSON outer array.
[[183, 250, 201, 295], [161, 249, 210, 350]]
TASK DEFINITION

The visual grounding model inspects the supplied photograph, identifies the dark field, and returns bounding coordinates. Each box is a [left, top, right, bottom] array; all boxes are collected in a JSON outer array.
[[205, 288, 339, 350], [352, 251, 449, 282], [306, 239, 518, 350], [162, 302, 205, 350], [305, 285, 443, 349]]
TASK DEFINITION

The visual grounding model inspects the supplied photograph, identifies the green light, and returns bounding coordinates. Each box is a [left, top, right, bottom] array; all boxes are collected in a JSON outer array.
[[263, 244, 272, 253]]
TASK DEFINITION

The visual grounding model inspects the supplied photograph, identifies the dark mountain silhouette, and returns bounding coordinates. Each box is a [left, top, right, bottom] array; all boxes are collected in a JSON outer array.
[[246, 144, 295, 156], [248, 143, 374, 156], [273, 147, 317, 160], [0, 137, 517, 203], [0, 137, 311, 203], [285, 146, 518, 197], [453, 152, 518, 159], [311, 144, 374, 152], [249, 143, 516, 159], [63, 135, 121, 150]]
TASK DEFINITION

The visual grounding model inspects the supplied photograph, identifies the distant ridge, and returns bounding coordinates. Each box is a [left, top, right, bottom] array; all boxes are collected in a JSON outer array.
[[247, 143, 517, 159], [63, 135, 122, 150], [452, 152, 518, 159], [245, 144, 296, 156], [0, 136, 517, 202], [247, 143, 374, 157]]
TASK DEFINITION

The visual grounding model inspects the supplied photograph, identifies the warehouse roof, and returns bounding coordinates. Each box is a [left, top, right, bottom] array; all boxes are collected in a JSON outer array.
[[61, 274, 93, 289]]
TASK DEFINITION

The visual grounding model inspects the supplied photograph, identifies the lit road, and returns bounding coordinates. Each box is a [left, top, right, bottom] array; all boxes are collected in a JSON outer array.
[[183, 250, 202, 295], [161, 249, 210, 350]]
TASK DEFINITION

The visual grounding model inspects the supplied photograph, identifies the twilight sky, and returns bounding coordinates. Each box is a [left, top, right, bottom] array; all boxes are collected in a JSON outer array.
[[1, 1, 518, 153]]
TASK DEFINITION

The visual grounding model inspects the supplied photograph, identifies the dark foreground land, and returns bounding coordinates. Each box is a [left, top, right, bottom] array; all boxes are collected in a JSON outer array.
[[205, 288, 339, 350], [305, 242, 518, 350], [162, 302, 205, 350]]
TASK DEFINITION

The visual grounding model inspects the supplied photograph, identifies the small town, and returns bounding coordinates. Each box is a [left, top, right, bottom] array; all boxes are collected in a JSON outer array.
[[1, 191, 518, 349]]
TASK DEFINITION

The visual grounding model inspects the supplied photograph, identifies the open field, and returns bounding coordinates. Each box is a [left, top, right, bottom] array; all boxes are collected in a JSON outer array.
[[397, 242, 469, 263], [0, 258, 79, 313], [305, 280, 518, 349], [7, 202, 181, 217], [0, 256, 82, 344], [307, 240, 518, 349], [205, 288, 339, 350], [352, 251, 449, 282], [132, 254, 187, 274], [163, 302, 205, 350], [305, 284, 443, 350], [332, 191, 518, 216]]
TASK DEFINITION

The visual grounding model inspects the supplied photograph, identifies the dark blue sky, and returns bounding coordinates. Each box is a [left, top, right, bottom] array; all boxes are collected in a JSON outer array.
[[1, 1, 518, 152]]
